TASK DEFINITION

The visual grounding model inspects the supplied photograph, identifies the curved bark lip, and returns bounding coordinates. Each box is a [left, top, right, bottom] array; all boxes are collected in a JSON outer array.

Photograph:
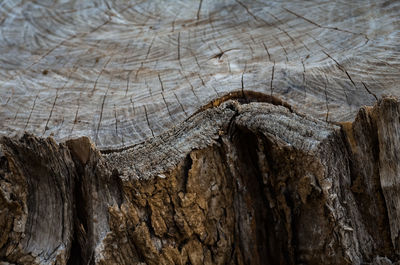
[[100, 90, 293, 154]]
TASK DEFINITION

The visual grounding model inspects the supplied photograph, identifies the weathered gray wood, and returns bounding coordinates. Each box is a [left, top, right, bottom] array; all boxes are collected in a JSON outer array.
[[3, 97, 400, 264], [2, 1, 400, 265], [1, 0, 399, 149]]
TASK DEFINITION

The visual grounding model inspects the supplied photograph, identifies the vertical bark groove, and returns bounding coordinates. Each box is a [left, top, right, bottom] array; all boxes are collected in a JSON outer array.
[[2, 98, 400, 264]]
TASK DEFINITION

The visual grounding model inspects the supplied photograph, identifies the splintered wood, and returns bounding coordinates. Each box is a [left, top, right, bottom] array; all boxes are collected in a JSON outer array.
[[1, 0, 399, 149]]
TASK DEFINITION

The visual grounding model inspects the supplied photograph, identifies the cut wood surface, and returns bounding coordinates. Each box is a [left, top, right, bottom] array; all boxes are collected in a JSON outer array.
[[1, 0, 399, 149], [3, 1, 400, 265]]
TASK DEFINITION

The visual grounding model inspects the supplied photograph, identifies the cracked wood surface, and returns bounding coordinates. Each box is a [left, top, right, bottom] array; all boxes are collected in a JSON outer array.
[[3, 98, 400, 264], [1, 0, 400, 149]]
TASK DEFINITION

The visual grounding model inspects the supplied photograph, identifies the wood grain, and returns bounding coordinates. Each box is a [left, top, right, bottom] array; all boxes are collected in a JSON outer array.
[[3, 97, 400, 264], [1, 0, 399, 149]]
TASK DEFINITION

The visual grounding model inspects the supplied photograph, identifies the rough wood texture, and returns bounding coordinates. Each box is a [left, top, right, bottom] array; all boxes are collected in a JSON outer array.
[[2, 1, 400, 265], [1, 0, 400, 149], [2, 98, 400, 264]]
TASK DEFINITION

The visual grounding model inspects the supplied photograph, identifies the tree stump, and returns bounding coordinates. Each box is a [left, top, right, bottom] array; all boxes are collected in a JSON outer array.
[[1, 1, 400, 264]]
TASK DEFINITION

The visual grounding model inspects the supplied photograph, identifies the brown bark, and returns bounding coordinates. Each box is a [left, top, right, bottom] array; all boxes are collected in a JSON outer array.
[[2, 1, 400, 264], [2, 97, 400, 265]]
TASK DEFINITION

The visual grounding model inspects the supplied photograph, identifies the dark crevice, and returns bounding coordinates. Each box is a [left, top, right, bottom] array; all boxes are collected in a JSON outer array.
[[182, 154, 193, 194], [68, 169, 89, 265], [228, 125, 292, 264], [145, 203, 159, 240], [66, 233, 82, 265], [65, 144, 93, 265], [111, 169, 124, 207]]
